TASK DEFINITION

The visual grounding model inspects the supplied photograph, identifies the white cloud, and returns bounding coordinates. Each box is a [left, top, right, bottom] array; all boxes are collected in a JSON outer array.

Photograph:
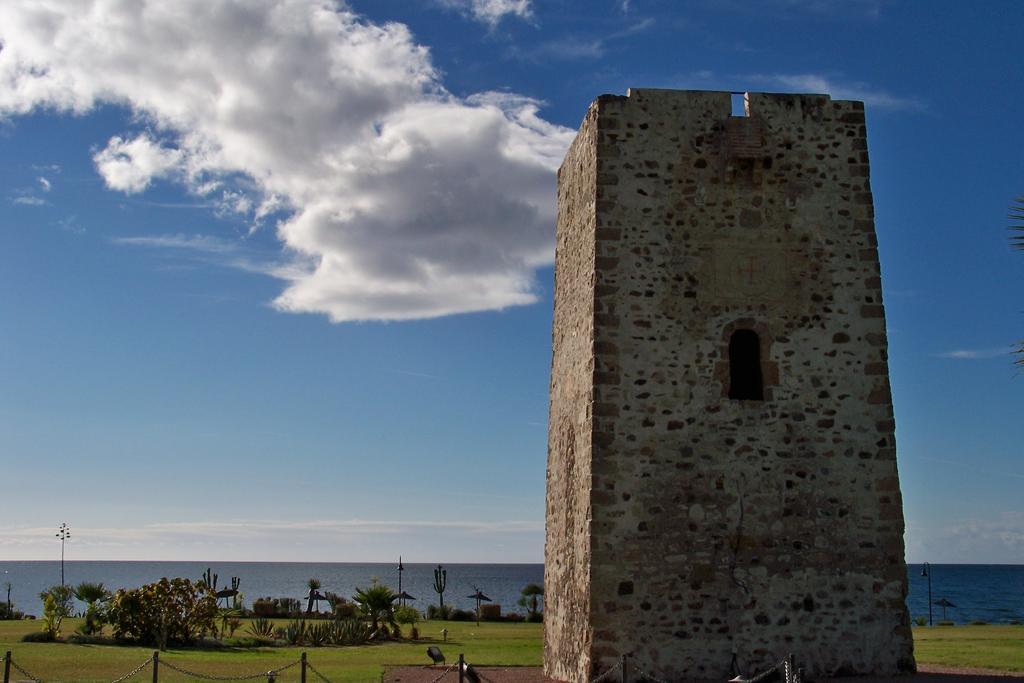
[[0, 518, 544, 561], [114, 232, 304, 279], [0, 0, 574, 322], [11, 195, 46, 206], [114, 233, 241, 254], [745, 73, 923, 111], [437, 0, 533, 26], [0, 518, 543, 544], [933, 347, 1012, 360], [92, 135, 185, 194], [917, 512, 1024, 564], [526, 18, 655, 62], [37, 176, 51, 192]]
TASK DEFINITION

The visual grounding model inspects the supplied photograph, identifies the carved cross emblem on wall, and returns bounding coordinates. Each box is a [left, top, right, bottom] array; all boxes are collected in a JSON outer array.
[[736, 255, 759, 285]]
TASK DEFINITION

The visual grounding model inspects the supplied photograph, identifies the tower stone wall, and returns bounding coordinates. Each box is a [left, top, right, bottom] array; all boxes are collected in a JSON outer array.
[[544, 89, 914, 682]]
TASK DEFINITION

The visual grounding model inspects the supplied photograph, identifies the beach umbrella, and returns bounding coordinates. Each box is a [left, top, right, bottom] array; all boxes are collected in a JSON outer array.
[[467, 588, 492, 625], [214, 588, 239, 608], [306, 589, 328, 613], [933, 598, 956, 621], [394, 590, 417, 604]]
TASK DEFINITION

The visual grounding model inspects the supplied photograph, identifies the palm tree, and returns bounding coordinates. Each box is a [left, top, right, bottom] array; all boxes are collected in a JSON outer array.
[[1012, 197, 1024, 365], [74, 582, 110, 635], [353, 581, 397, 634], [306, 578, 323, 614], [517, 583, 544, 619]]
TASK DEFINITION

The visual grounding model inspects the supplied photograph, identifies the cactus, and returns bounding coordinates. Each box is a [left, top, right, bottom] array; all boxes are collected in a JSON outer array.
[[200, 568, 218, 592], [230, 576, 240, 592], [432, 565, 447, 609]]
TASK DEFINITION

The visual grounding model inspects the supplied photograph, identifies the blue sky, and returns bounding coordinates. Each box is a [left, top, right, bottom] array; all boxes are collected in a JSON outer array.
[[0, 0, 1021, 563]]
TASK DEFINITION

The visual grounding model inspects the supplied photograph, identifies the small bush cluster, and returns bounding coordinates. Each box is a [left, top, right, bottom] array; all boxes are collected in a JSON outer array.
[[21, 630, 56, 643], [107, 578, 217, 648], [0, 602, 25, 620], [426, 605, 477, 621], [40, 585, 74, 639], [252, 596, 303, 618], [277, 618, 374, 646]]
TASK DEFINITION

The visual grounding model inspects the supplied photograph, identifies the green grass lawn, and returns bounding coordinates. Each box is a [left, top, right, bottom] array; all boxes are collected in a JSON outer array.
[[0, 618, 542, 682], [913, 624, 1024, 672], [5, 620, 1024, 682]]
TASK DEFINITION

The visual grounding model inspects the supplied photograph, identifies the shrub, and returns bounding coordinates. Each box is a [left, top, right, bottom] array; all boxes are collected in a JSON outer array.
[[39, 585, 74, 639], [219, 636, 274, 648], [334, 602, 356, 618], [253, 596, 301, 618], [247, 617, 276, 639], [395, 605, 420, 626], [107, 578, 217, 648], [449, 608, 474, 621], [937, 620, 955, 626], [330, 617, 372, 645], [21, 631, 56, 643], [503, 613, 524, 623], [307, 622, 331, 646], [410, 625, 419, 640], [969, 620, 988, 625], [0, 599, 25, 620], [252, 598, 273, 617], [67, 633, 114, 645], [914, 616, 927, 627], [527, 612, 543, 623], [480, 603, 501, 621], [285, 619, 306, 645], [427, 605, 453, 620]]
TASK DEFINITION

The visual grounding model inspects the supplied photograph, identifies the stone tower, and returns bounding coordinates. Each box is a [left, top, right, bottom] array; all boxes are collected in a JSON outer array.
[[544, 89, 914, 682]]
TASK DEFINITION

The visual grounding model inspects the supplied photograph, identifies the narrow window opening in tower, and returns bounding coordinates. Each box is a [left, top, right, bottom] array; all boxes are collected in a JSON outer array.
[[731, 93, 749, 117], [729, 329, 763, 400]]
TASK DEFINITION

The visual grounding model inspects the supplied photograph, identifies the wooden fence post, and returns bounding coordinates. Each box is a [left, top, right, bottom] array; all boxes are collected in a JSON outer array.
[[301, 652, 307, 683], [4, 650, 11, 683], [459, 653, 465, 683], [152, 650, 159, 683], [620, 654, 628, 683]]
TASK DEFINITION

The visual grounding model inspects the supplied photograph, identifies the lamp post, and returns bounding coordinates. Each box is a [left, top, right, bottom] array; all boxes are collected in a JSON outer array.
[[397, 556, 405, 607], [921, 562, 932, 626], [55, 523, 71, 587]]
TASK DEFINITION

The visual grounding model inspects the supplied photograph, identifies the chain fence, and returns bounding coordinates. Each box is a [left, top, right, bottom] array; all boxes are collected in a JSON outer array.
[[160, 654, 301, 681], [585, 652, 801, 683], [4, 647, 803, 683], [108, 656, 153, 683], [8, 654, 43, 683], [425, 662, 459, 683], [305, 658, 334, 683]]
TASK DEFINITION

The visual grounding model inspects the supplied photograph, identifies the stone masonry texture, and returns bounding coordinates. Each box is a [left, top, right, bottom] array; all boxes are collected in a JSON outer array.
[[543, 89, 914, 682]]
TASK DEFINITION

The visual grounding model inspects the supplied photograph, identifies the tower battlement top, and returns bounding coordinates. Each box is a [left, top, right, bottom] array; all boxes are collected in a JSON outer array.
[[591, 88, 864, 120]]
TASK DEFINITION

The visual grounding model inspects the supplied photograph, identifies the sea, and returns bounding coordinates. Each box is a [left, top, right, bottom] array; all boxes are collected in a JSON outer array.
[[2, 562, 1022, 624]]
